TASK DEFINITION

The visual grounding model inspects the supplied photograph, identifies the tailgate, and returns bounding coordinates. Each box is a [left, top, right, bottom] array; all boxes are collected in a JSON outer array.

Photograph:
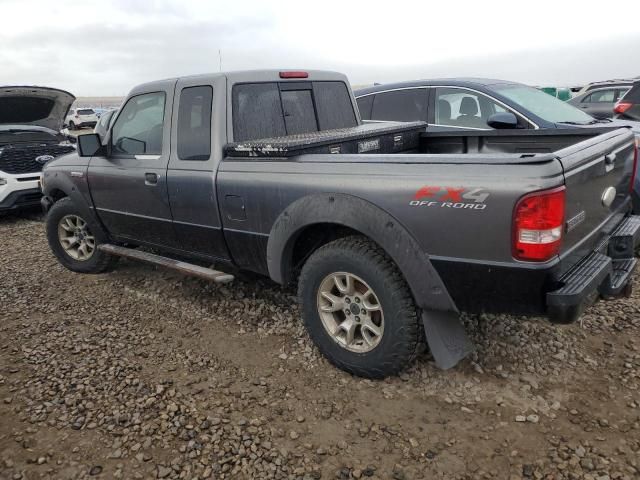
[[556, 128, 636, 269]]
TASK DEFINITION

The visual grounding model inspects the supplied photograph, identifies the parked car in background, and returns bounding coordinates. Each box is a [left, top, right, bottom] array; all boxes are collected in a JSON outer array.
[[615, 82, 640, 121], [93, 108, 118, 138], [574, 78, 640, 96], [0, 86, 76, 213], [65, 107, 98, 130], [355, 78, 626, 130], [568, 85, 631, 119], [354, 78, 640, 210]]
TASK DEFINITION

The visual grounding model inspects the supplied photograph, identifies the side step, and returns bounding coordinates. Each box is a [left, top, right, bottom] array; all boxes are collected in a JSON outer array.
[[98, 244, 235, 284]]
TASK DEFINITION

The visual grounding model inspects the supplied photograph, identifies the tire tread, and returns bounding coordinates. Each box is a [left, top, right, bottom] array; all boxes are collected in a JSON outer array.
[[298, 235, 422, 378]]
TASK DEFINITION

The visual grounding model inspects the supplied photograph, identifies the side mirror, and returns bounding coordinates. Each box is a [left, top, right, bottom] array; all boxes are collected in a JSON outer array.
[[487, 112, 519, 129], [77, 133, 104, 157]]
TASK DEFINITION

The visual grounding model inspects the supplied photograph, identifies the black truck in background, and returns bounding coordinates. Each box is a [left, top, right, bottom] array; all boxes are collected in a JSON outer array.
[[40, 70, 640, 378]]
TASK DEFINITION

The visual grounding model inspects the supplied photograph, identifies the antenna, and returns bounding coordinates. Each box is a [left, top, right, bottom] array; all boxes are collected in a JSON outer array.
[[219, 49, 222, 72]]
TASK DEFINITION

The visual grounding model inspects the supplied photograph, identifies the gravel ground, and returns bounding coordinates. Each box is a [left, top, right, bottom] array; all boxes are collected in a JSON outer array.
[[1, 211, 640, 480]]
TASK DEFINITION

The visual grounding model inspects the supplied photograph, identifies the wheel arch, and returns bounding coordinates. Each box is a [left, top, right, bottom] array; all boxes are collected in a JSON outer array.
[[48, 187, 68, 202], [266, 193, 458, 313], [43, 170, 107, 238]]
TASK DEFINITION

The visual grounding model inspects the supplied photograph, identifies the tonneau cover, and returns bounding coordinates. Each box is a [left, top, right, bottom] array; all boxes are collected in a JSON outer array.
[[225, 121, 426, 158]]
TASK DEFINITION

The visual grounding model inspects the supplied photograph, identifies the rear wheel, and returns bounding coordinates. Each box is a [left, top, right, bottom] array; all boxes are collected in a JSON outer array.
[[46, 197, 117, 273], [298, 236, 421, 378]]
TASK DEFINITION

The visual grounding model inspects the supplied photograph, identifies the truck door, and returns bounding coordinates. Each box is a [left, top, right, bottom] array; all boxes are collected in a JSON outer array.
[[166, 77, 231, 261], [87, 81, 177, 247]]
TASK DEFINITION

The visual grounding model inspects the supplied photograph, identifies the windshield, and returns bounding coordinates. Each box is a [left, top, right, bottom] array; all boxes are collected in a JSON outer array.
[[77, 109, 95, 115], [492, 84, 595, 124]]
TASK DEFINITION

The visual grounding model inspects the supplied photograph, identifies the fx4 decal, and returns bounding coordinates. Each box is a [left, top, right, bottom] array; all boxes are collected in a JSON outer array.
[[410, 186, 490, 210]]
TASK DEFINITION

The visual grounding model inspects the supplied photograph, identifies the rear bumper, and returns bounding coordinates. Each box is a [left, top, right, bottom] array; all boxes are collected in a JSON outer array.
[[546, 215, 640, 323], [432, 215, 640, 323]]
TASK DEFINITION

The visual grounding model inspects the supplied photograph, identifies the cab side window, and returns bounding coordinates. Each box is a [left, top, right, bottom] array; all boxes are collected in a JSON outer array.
[[111, 92, 165, 156], [177, 86, 213, 161]]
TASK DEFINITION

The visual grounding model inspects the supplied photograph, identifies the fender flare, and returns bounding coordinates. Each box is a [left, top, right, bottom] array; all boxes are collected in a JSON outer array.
[[266, 193, 458, 313], [43, 170, 107, 237]]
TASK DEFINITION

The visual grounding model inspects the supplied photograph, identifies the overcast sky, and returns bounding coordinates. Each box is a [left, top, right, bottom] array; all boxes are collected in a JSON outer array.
[[2, 0, 639, 96]]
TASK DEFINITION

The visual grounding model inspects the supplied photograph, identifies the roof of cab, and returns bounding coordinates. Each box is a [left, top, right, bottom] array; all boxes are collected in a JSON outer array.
[[128, 70, 350, 96]]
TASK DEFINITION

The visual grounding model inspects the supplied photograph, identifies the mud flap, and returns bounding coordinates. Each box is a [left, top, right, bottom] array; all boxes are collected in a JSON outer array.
[[422, 310, 474, 370]]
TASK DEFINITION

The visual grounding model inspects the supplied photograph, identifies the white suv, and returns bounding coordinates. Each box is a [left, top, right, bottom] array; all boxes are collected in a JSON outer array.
[[65, 107, 99, 130], [0, 86, 76, 213]]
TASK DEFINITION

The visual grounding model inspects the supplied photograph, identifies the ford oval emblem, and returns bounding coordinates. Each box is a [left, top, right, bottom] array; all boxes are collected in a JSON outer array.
[[601, 186, 617, 208], [35, 154, 55, 165]]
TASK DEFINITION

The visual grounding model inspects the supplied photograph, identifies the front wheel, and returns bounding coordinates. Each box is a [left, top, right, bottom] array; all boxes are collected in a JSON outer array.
[[46, 197, 117, 273], [298, 236, 422, 379]]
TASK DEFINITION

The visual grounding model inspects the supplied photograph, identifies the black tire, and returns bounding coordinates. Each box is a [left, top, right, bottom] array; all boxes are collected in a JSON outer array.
[[298, 236, 421, 379], [46, 197, 118, 274]]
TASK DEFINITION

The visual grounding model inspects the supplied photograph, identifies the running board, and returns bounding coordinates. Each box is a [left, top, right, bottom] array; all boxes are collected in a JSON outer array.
[[98, 244, 234, 284]]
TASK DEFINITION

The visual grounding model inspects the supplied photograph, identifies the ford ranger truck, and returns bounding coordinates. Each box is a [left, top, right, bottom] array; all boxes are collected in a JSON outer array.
[[0, 86, 76, 213], [40, 70, 640, 378]]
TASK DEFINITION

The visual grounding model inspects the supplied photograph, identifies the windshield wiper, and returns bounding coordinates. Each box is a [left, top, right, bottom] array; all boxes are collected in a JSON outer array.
[[557, 121, 591, 125]]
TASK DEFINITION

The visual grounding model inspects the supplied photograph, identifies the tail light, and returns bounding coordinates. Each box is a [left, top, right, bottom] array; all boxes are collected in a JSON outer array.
[[614, 102, 633, 114], [513, 186, 566, 262], [279, 71, 308, 79]]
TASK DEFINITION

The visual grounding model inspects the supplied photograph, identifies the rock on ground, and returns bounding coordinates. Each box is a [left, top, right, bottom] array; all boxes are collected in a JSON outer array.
[[1, 212, 639, 479]]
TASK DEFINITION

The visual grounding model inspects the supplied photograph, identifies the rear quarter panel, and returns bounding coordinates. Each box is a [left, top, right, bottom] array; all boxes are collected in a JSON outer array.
[[216, 154, 565, 271]]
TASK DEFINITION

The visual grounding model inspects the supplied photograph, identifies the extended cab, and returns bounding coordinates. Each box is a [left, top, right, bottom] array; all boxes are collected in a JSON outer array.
[[41, 70, 640, 378]]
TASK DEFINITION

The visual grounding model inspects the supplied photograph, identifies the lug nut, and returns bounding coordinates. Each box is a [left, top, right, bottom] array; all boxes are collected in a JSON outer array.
[[355, 316, 360, 322], [345, 310, 351, 315], [345, 298, 351, 304], [355, 297, 360, 303]]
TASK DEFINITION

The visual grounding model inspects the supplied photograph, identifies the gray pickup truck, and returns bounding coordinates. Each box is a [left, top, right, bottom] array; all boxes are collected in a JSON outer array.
[[40, 70, 640, 378]]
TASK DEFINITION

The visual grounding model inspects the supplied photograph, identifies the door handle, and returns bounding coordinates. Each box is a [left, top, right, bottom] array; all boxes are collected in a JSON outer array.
[[144, 172, 159, 186]]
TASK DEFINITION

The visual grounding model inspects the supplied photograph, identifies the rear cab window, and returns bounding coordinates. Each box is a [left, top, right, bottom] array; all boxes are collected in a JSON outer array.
[[232, 81, 357, 142], [77, 109, 95, 115]]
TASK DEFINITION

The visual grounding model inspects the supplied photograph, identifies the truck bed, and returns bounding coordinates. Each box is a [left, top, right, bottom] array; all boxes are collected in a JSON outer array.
[[224, 121, 426, 158], [420, 126, 623, 155]]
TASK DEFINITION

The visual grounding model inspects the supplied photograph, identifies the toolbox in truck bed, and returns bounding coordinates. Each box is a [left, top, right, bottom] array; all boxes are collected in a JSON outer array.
[[224, 121, 426, 158]]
